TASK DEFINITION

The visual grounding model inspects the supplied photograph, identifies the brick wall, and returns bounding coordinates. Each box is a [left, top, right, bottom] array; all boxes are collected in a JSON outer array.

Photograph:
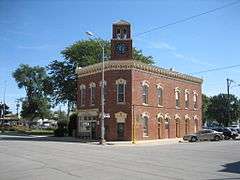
[[77, 68, 202, 141]]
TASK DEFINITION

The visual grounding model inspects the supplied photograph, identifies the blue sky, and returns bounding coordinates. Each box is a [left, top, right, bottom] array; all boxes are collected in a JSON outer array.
[[0, 0, 240, 113]]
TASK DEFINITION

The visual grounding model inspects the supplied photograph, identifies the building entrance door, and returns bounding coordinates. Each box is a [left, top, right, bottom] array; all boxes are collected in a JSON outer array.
[[158, 123, 162, 139], [91, 122, 97, 140], [176, 120, 180, 138], [117, 123, 124, 140], [165, 118, 170, 138]]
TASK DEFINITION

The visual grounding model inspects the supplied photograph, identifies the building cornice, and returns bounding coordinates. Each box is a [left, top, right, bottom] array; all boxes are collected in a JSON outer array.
[[76, 60, 203, 84]]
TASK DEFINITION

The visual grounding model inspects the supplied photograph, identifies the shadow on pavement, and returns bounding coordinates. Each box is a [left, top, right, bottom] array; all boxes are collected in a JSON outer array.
[[219, 161, 240, 174], [0, 133, 97, 144]]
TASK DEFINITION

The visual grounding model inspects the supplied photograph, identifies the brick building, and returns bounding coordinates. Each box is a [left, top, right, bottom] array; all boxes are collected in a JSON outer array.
[[76, 20, 203, 141]]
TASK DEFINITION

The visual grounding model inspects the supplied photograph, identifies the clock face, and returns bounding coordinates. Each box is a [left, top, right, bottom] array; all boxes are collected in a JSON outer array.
[[116, 43, 128, 54]]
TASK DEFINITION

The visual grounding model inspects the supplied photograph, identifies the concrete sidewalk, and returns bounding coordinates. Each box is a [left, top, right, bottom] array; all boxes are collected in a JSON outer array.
[[96, 138, 183, 146]]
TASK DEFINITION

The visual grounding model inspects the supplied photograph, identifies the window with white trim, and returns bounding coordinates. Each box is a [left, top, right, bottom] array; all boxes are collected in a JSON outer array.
[[193, 92, 198, 109], [89, 83, 96, 106], [79, 84, 86, 106], [143, 116, 149, 136], [116, 79, 126, 104], [175, 88, 180, 108], [185, 90, 190, 109], [142, 81, 149, 104], [157, 86, 163, 106]]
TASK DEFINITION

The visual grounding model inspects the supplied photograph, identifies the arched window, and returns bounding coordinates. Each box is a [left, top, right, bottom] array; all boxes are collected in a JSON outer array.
[[185, 90, 190, 109], [79, 84, 86, 106], [123, 29, 127, 39], [89, 82, 96, 106], [143, 116, 149, 136], [193, 92, 198, 109], [116, 28, 121, 39], [156, 84, 163, 106], [142, 81, 149, 104], [116, 79, 126, 104], [175, 88, 181, 108]]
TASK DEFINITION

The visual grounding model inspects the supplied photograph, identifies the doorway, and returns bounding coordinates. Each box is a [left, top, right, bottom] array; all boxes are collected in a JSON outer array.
[[175, 119, 180, 138], [185, 119, 189, 135], [165, 118, 170, 138], [157, 117, 163, 139], [91, 122, 97, 140], [117, 123, 124, 140]]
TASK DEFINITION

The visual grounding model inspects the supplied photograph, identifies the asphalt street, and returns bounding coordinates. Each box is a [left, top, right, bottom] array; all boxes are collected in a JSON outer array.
[[0, 137, 239, 180]]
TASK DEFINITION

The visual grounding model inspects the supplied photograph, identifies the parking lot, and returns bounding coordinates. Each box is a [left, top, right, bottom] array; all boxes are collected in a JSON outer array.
[[0, 137, 239, 180]]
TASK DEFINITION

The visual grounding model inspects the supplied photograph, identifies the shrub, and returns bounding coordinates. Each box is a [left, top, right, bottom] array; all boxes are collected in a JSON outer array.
[[57, 120, 68, 129], [54, 127, 68, 137]]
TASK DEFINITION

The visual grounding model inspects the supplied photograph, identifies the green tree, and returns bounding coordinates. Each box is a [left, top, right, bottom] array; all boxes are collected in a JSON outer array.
[[48, 39, 154, 116], [207, 94, 240, 126], [51, 110, 67, 122], [21, 96, 51, 122], [0, 103, 12, 117], [202, 94, 211, 124], [13, 64, 51, 123]]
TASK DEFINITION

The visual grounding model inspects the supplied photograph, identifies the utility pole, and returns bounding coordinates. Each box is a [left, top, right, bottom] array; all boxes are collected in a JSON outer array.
[[16, 99, 20, 119], [226, 78, 233, 126], [86, 31, 106, 145], [3, 81, 6, 122]]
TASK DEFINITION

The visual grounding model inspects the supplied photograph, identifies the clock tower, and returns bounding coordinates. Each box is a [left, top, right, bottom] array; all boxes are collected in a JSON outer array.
[[111, 20, 132, 60]]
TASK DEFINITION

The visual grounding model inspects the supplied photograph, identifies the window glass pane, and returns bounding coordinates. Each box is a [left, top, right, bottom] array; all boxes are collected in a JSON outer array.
[[91, 87, 96, 105], [194, 94, 198, 108], [157, 88, 163, 105], [143, 116, 148, 136], [176, 91, 180, 107], [142, 85, 148, 104], [185, 93, 189, 108], [117, 84, 125, 103], [80, 89, 85, 106]]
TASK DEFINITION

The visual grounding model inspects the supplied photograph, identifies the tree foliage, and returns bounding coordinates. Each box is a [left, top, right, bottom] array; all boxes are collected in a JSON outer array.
[[202, 94, 211, 124], [207, 94, 240, 126], [13, 64, 51, 121], [0, 103, 12, 117]]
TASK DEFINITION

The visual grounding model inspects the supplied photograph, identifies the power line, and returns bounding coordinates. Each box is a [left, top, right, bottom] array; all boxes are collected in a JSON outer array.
[[134, 0, 240, 37], [191, 64, 240, 75]]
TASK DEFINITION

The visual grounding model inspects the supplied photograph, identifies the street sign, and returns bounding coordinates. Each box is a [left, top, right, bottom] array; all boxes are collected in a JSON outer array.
[[99, 113, 110, 118], [104, 113, 110, 118]]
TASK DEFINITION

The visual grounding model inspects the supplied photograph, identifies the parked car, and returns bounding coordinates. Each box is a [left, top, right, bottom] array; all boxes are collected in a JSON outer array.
[[183, 129, 223, 142], [228, 128, 239, 139], [229, 125, 240, 133], [212, 127, 238, 140]]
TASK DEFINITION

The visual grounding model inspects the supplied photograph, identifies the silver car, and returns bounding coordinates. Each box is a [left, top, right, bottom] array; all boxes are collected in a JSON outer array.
[[183, 129, 223, 142]]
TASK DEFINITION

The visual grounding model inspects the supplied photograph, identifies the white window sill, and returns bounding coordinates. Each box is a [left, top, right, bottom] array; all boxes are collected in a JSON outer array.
[[142, 103, 148, 106], [158, 105, 163, 108], [117, 102, 126, 105]]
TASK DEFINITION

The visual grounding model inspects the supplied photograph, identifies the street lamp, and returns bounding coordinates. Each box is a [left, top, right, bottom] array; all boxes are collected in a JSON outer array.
[[85, 31, 106, 144], [227, 79, 240, 126]]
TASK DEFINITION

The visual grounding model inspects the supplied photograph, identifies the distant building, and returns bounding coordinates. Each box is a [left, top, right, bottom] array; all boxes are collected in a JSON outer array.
[[76, 20, 203, 141]]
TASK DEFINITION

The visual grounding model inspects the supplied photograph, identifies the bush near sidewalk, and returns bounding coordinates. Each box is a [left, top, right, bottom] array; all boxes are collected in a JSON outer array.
[[54, 120, 69, 137], [0, 126, 54, 136]]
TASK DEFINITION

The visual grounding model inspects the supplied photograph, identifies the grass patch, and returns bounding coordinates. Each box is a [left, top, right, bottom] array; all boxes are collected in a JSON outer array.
[[26, 129, 54, 136]]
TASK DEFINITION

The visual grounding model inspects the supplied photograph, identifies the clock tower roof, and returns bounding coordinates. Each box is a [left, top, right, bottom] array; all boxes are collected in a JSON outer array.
[[113, 20, 130, 25]]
